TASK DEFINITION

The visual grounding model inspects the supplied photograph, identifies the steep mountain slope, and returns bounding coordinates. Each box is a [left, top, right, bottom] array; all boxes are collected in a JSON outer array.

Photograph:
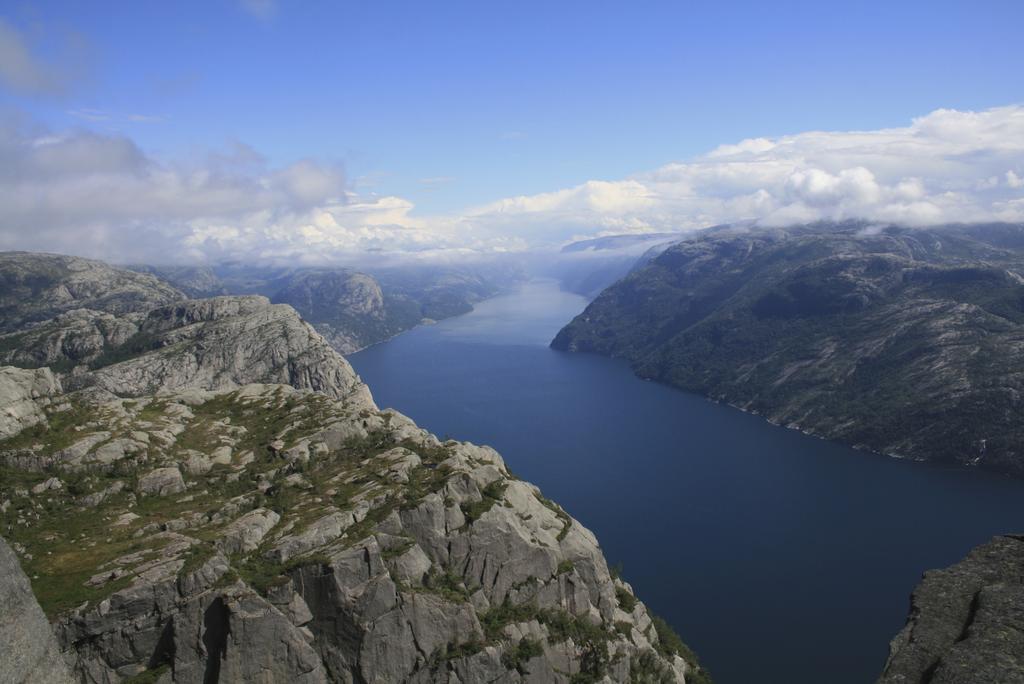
[[553, 222, 1024, 475], [0, 252, 705, 683], [878, 535, 1024, 683], [270, 269, 415, 353]]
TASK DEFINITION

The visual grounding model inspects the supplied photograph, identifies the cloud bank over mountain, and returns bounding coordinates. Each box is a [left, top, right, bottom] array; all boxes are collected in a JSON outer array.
[[0, 104, 1021, 265]]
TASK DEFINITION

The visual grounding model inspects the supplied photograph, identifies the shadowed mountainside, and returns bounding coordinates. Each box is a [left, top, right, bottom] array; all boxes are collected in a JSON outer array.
[[553, 221, 1024, 476]]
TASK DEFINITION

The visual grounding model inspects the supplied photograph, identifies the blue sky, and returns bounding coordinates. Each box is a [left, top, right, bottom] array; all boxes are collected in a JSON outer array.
[[5, 0, 1023, 214], [0, 1, 1023, 265]]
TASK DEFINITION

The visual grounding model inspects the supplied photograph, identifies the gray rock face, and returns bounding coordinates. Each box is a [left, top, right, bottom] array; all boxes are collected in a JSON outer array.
[[0, 366, 61, 438], [0, 309, 142, 370], [1, 381, 698, 683], [0, 536, 73, 684], [137, 467, 186, 496], [0, 252, 183, 334], [71, 295, 372, 404], [879, 535, 1024, 684], [271, 269, 397, 354]]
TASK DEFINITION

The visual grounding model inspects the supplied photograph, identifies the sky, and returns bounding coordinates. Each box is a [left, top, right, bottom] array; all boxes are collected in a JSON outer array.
[[0, 0, 1023, 265]]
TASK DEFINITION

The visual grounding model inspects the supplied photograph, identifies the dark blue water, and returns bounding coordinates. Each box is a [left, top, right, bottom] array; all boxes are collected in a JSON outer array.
[[350, 280, 1024, 684]]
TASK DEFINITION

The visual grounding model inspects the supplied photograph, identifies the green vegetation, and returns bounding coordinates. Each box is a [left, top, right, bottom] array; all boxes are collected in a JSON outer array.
[[628, 650, 678, 684], [651, 615, 713, 684], [236, 553, 330, 595], [123, 664, 171, 684], [460, 479, 507, 524], [419, 567, 473, 603], [0, 399, 93, 454], [480, 600, 616, 682], [501, 637, 544, 674], [616, 585, 637, 612], [89, 331, 162, 370]]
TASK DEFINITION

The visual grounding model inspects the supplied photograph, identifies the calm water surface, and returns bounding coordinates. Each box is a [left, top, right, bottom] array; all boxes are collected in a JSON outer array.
[[350, 279, 1024, 684]]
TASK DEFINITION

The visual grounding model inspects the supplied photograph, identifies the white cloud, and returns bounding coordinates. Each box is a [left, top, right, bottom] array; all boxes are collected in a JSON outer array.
[[0, 104, 1022, 266], [460, 104, 1024, 241]]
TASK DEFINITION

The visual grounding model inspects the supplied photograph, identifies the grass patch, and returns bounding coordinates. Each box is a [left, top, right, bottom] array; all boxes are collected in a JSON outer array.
[[0, 399, 94, 454]]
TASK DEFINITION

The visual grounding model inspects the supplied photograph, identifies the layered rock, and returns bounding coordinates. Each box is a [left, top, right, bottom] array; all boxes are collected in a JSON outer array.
[[879, 535, 1024, 683]]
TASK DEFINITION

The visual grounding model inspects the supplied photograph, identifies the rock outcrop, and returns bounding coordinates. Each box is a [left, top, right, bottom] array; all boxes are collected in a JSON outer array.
[[271, 270, 394, 354], [0, 252, 703, 683], [0, 252, 183, 334], [879, 535, 1024, 683], [75, 295, 370, 403], [0, 536, 74, 683], [1, 381, 701, 683], [0, 366, 61, 438]]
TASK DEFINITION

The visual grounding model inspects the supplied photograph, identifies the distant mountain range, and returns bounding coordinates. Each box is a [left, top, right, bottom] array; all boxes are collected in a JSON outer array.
[[554, 221, 1024, 477], [132, 261, 522, 354]]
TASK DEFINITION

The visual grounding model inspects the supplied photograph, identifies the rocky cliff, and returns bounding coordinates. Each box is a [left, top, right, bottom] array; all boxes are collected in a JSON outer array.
[[270, 270, 404, 354], [553, 221, 1024, 476], [0, 536, 74, 683], [879, 535, 1024, 683], [0, 252, 703, 683], [0, 252, 183, 334]]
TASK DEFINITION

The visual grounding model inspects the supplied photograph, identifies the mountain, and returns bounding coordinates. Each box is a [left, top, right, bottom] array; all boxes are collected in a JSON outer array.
[[8, 253, 520, 358], [0, 252, 184, 334], [878, 535, 1024, 683], [553, 221, 1024, 476], [0, 252, 703, 683], [128, 265, 229, 299], [215, 262, 519, 354]]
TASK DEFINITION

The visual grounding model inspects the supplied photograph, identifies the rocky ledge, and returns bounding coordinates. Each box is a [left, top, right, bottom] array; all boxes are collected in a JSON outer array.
[[0, 380, 705, 683], [879, 535, 1024, 683]]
